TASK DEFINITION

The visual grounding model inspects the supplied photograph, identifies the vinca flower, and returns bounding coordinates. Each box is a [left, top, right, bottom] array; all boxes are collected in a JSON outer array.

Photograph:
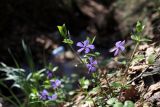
[[47, 70, 53, 79], [48, 93, 57, 100], [39, 90, 57, 101], [86, 57, 97, 73], [51, 79, 61, 89], [76, 40, 95, 53], [39, 89, 49, 100], [111, 40, 125, 56]]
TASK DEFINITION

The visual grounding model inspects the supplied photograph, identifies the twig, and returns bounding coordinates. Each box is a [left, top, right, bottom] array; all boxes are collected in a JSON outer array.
[[127, 66, 149, 84], [127, 52, 160, 84]]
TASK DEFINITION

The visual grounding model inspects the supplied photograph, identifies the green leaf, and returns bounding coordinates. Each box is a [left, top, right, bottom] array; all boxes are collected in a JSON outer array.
[[79, 78, 90, 89], [113, 102, 123, 107], [86, 36, 96, 44], [22, 40, 35, 72], [83, 80, 90, 89], [147, 54, 156, 64], [131, 35, 137, 41], [44, 80, 50, 84], [63, 39, 73, 45], [95, 52, 100, 56], [68, 91, 76, 95], [48, 63, 54, 71], [57, 26, 64, 36], [26, 73, 32, 81], [84, 54, 96, 58], [44, 84, 51, 89], [12, 83, 21, 88], [0, 63, 25, 88], [131, 35, 140, 42], [31, 88, 38, 94], [89, 86, 100, 95], [57, 24, 67, 38], [111, 82, 122, 88], [136, 21, 145, 33], [123, 100, 134, 107], [139, 38, 152, 42], [117, 58, 127, 65], [85, 99, 94, 106], [122, 84, 131, 89], [37, 68, 46, 74], [107, 98, 118, 105], [84, 52, 100, 58], [91, 36, 96, 44], [131, 54, 145, 65], [92, 73, 97, 78], [121, 60, 127, 65], [52, 66, 58, 72]]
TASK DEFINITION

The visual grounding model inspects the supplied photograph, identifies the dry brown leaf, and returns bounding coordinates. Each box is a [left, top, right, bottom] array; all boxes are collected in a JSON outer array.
[[129, 65, 148, 73], [145, 47, 155, 57], [138, 44, 149, 51], [144, 82, 160, 106]]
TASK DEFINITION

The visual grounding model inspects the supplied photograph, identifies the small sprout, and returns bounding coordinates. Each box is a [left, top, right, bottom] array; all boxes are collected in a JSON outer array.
[[63, 39, 74, 45], [79, 78, 90, 89], [131, 21, 151, 42], [147, 53, 156, 64], [136, 21, 145, 33], [57, 24, 67, 38], [86, 36, 96, 44]]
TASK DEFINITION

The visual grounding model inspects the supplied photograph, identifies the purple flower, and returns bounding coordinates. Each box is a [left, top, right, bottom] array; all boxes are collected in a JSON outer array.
[[39, 89, 49, 100], [51, 79, 61, 89], [76, 40, 95, 53], [86, 57, 97, 73], [48, 93, 57, 100], [111, 40, 125, 56], [47, 70, 53, 79]]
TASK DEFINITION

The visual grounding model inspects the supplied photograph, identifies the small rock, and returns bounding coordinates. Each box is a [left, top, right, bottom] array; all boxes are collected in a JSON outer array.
[[65, 51, 75, 60]]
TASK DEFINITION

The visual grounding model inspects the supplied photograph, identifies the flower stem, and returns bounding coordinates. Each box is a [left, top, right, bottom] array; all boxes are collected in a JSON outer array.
[[0, 81, 22, 106], [130, 42, 139, 61], [96, 65, 113, 97], [68, 44, 85, 65], [0, 93, 19, 107], [124, 42, 139, 79], [84, 89, 97, 107]]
